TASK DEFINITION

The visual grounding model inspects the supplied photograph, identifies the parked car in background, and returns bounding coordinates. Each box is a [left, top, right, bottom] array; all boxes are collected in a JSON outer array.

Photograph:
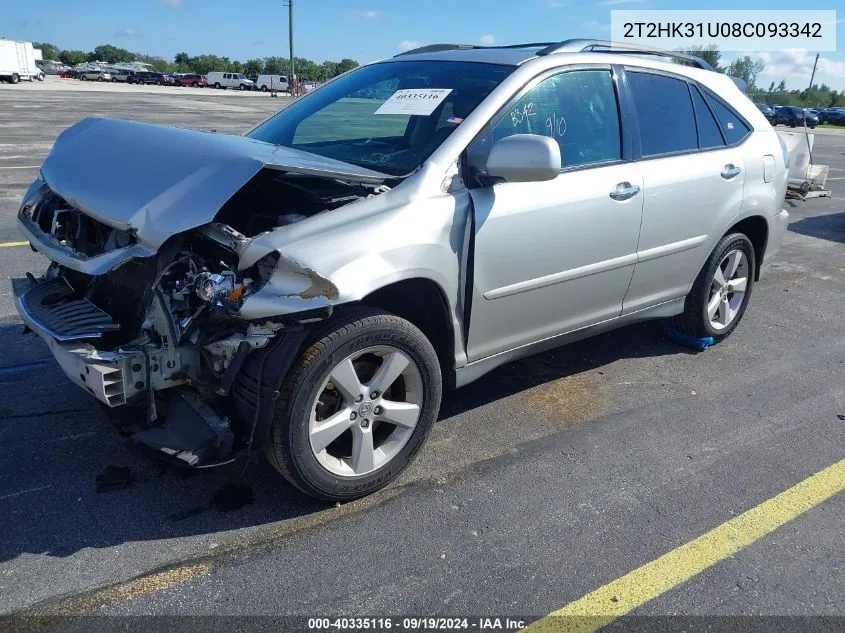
[[133, 71, 171, 85], [754, 103, 775, 123], [78, 70, 112, 82], [818, 108, 845, 125], [174, 73, 208, 87], [207, 71, 254, 90], [110, 69, 136, 83], [13, 40, 790, 501], [57, 69, 73, 78], [256, 74, 289, 92], [774, 106, 817, 128]]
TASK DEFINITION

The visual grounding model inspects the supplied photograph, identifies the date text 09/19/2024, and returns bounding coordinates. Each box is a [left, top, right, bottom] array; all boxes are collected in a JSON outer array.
[[307, 617, 528, 631]]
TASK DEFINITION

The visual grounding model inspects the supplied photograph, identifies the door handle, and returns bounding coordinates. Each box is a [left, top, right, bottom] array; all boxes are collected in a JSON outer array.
[[721, 164, 742, 180], [609, 182, 640, 201]]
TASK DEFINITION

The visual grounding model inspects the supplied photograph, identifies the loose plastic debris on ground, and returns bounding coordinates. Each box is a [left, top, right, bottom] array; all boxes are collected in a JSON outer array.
[[664, 327, 715, 351], [95, 465, 132, 492]]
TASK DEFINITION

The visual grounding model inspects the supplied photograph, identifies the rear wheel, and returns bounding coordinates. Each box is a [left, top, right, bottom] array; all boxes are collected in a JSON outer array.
[[192, 82, 198, 87], [673, 233, 756, 341], [11, 73, 20, 84], [260, 307, 442, 501], [260, 85, 267, 92]]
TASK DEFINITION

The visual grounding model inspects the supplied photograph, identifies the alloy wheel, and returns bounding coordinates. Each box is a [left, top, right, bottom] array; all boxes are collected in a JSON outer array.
[[707, 249, 749, 331], [309, 345, 423, 477]]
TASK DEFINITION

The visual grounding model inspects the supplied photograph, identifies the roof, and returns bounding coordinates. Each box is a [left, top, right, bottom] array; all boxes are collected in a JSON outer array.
[[385, 40, 715, 71], [386, 46, 542, 66]]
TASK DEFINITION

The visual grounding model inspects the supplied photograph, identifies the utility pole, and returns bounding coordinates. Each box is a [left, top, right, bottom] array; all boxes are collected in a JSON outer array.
[[284, 0, 295, 97], [807, 53, 819, 93]]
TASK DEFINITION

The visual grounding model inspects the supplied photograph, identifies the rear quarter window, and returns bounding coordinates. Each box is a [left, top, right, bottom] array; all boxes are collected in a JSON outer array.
[[704, 91, 752, 144]]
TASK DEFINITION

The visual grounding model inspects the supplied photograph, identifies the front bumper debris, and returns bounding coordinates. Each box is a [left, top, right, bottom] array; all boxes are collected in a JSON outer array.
[[11, 276, 197, 407]]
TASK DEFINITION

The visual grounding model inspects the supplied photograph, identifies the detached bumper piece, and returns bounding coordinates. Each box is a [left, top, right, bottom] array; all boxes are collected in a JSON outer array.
[[12, 277, 119, 341], [11, 276, 197, 408], [132, 391, 234, 467]]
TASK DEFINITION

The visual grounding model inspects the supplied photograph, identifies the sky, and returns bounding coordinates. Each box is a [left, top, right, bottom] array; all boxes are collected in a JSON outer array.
[[2, 0, 844, 91]]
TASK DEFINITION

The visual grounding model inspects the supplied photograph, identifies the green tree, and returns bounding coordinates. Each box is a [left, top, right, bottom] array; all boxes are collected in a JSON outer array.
[[58, 50, 88, 65], [90, 44, 135, 63], [33, 42, 61, 61], [726, 56, 765, 90], [676, 45, 721, 71], [244, 59, 264, 76], [336, 58, 359, 75], [776, 80, 787, 92], [263, 56, 289, 75]]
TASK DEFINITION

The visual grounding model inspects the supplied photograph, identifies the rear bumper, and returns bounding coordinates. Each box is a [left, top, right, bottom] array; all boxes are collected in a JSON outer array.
[[12, 276, 196, 407], [760, 209, 790, 278]]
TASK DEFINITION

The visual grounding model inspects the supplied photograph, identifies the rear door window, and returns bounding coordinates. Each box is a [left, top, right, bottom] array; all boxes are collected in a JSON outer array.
[[627, 71, 698, 157], [689, 86, 725, 149]]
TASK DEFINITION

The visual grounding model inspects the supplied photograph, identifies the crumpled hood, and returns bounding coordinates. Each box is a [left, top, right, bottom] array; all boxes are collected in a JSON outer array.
[[40, 118, 390, 248]]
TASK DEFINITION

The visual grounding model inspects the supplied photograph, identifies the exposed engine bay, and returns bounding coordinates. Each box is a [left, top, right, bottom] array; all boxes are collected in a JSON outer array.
[[15, 170, 391, 467]]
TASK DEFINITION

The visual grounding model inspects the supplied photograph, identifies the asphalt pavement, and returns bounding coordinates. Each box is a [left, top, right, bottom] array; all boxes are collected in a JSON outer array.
[[0, 78, 844, 630]]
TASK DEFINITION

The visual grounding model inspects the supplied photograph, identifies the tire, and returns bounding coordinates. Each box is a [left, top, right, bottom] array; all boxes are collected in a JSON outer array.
[[97, 76, 104, 82], [214, 82, 221, 89], [258, 306, 442, 501], [260, 85, 267, 92], [37, 73, 44, 82], [80, 75, 87, 81], [192, 82, 198, 87], [155, 80, 161, 86], [11, 73, 19, 84], [111, 78, 117, 83], [673, 233, 756, 341]]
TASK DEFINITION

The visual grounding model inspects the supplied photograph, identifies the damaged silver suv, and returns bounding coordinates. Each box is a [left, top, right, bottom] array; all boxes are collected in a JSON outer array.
[[13, 41, 789, 500]]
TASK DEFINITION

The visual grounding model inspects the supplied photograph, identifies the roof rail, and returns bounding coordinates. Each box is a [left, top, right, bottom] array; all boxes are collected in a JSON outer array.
[[394, 42, 562, 58], [394, 44, 480, 57], [537, 39, 714, 71]]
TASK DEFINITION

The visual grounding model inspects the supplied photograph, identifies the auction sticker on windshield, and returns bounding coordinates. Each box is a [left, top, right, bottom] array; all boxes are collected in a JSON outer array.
[[375, 89, 453, 116]]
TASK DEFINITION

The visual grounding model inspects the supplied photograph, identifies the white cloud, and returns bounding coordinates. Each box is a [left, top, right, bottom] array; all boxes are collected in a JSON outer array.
[[398, 40, 422, 52], [580, 20, 611, 33], [162, 0, 184, 8], [114, 28, 141, 38], [726, 49, 845, 91], [479, 34, 495, 46], [346, 9, 379, 19]]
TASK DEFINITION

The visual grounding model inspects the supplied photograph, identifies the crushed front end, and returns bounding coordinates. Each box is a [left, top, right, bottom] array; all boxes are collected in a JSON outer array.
[[13, 182, 313, 467]]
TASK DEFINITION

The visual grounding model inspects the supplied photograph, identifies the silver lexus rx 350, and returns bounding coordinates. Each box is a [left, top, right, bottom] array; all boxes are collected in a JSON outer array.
[[12, 41, 790, 500]]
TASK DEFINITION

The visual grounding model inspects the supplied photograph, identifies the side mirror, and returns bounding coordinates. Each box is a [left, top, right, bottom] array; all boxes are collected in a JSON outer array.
[[484, 134, 561, 183]]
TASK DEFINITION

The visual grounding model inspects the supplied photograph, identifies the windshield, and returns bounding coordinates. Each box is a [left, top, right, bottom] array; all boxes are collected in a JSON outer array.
[[247, 60, 514, 177]]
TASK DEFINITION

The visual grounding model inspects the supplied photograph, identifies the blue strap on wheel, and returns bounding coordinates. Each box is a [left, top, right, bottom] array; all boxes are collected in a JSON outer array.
[[665, 327, 715, 351]]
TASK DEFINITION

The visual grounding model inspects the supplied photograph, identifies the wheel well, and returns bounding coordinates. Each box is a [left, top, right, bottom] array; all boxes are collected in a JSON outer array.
[[726, 216, 768, 280], [361, 279, 456, 390]]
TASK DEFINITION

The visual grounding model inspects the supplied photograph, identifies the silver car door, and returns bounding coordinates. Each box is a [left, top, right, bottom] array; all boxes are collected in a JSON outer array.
[[464, 68, 644, 362], [621, 72, 747, 314]]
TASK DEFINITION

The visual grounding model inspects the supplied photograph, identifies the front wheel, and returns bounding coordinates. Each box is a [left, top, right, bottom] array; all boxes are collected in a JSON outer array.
[[260, 307, 442, 501], [10, 73, 20, 84], [673, 233, 756, 341]]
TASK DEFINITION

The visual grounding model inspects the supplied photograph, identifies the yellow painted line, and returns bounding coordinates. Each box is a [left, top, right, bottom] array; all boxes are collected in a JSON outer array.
[[0, 241, 29, 248], [525, 458, 845, 633]]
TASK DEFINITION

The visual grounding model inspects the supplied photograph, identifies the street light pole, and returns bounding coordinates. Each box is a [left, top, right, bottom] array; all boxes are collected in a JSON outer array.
[[807, 53, 819, 93], [285, 0, 295, 97]]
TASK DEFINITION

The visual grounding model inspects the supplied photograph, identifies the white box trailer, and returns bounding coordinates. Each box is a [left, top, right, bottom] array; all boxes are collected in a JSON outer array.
[[0, 39, 44, 83]]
